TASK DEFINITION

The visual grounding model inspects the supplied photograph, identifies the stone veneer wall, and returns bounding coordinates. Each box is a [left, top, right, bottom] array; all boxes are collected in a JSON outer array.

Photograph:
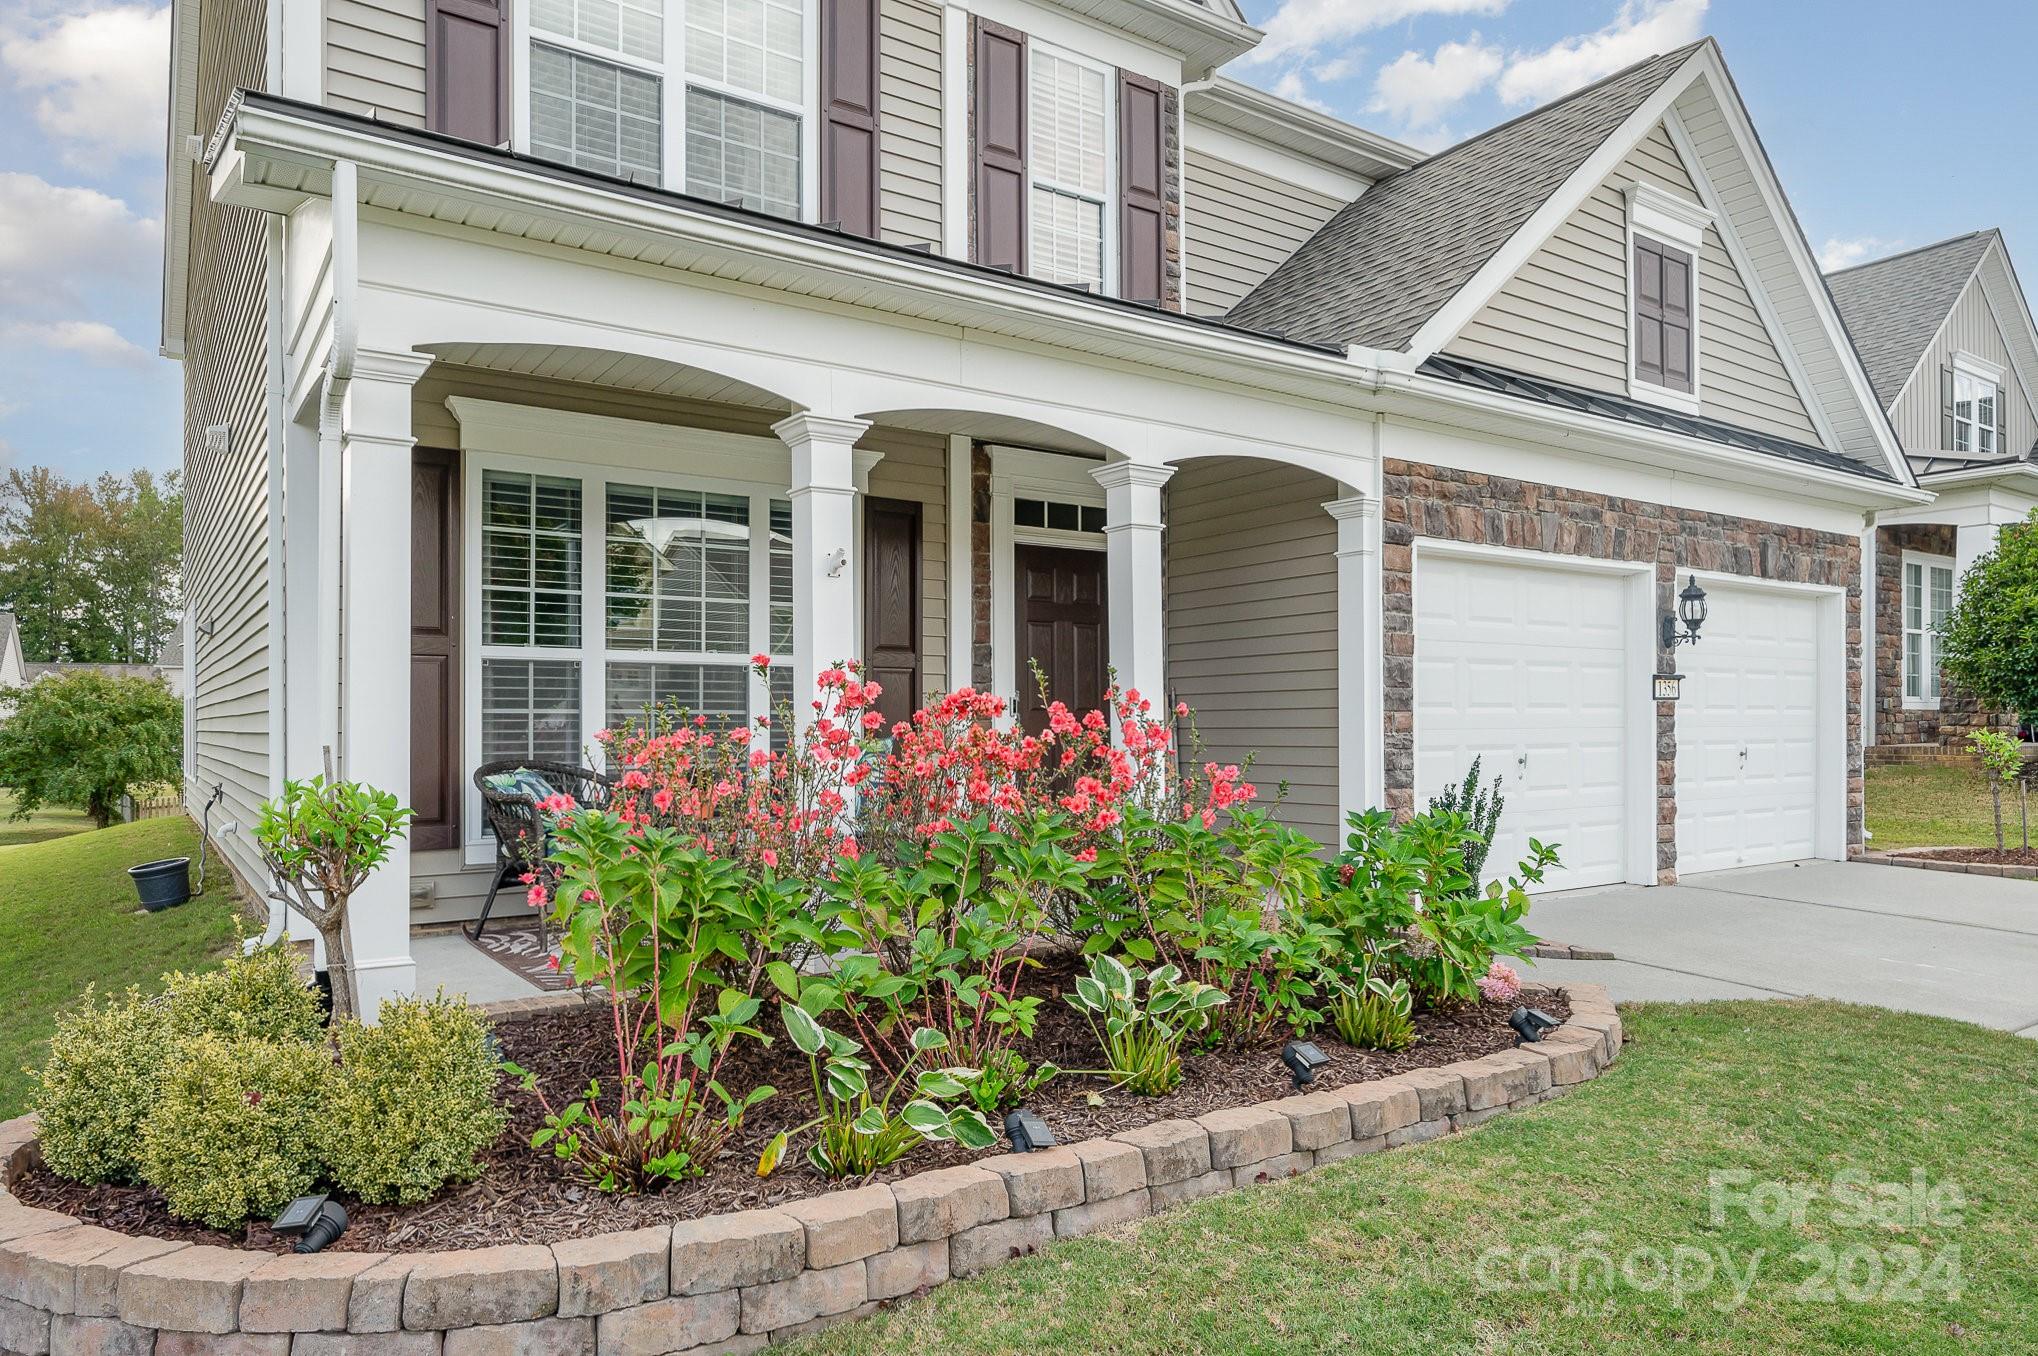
[[1872, 524, 2012, 747], [0, 992, 1622, 1355], [1380, 460, 1865, 882]]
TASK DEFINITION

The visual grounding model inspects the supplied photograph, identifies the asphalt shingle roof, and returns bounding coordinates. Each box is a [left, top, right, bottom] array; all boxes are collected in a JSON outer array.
[[1826, 231, 1997, 410], [1223, 42, 1704, 350]]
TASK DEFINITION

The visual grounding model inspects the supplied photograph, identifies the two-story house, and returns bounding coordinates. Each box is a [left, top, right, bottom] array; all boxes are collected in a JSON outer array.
[[165, 2, 1925, 1014], [1827, 231, 2038, 751]]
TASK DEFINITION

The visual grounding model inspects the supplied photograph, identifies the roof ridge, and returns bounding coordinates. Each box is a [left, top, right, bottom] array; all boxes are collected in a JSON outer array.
[[1379, 37, 1709, 182], [1824, 230, 1996, 279]]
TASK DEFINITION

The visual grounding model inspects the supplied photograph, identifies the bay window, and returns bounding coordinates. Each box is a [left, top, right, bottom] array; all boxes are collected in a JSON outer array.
[[1902, 551, 1954, 706], [521, 0, 809, 215], [1027, 48, 1112, 293]]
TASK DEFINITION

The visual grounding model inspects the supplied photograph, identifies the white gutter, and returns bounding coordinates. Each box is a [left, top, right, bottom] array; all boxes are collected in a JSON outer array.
[[1917, 462, 2038, 492]]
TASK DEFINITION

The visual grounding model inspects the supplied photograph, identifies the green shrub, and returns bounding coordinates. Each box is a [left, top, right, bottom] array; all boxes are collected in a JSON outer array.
[[139, 1036, 333, 1228], [166, 943, 325, 1045], [323, 993, 508, 1205], [30, 986, 173, 1185], [1324, 977, 1416, 1052]]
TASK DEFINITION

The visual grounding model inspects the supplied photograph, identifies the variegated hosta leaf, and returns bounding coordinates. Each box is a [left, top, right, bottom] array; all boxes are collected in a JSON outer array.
[[851, 1105, 889, 1135]]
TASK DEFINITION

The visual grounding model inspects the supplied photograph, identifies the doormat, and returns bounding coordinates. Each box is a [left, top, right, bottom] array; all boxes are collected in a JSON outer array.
[[467, 921, 578, 993]]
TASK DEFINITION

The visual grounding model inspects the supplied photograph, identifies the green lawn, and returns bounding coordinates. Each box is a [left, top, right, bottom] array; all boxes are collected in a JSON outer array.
[[0, 790, 95, 849], [788, 1002, 2037, 1355], [0, 816, 245, 1117], [1864, 763, 2025, 851]]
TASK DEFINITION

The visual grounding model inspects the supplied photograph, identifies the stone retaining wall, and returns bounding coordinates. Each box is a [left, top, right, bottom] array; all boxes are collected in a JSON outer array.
[[0, 988, 1624, 1355]]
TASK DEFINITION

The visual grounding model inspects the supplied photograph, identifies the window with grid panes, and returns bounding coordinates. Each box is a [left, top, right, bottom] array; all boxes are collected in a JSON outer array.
[[1027, 50, 1109, 293]]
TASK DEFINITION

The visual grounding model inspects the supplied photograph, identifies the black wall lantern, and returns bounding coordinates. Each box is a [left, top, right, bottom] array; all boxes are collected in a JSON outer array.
[[1661, 574, 1709, 649]]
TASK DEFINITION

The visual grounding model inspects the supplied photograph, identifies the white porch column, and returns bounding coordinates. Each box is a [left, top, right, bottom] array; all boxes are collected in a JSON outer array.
[[775, 413, 873, 730], [1091, 461, 1173, 716], [336, 348, 432, 1021], [1325, 493, 1384, 815]]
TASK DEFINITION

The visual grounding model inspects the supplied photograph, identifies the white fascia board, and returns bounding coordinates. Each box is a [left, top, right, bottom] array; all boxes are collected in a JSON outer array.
[[159, 0, 202, 359], [214, 100, 1373, 403], [1184, 120, 1370, 202], [1184, 76, 1421, 181], [1917, 462, 2038, 494], [1024, 0, 1261, 80]]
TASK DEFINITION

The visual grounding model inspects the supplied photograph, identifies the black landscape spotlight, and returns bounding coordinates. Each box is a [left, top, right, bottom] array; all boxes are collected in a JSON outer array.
[[1005, 1108, 1055, 1153], [1509, 1007, 1561, 1045], [273, 1194, 349, 1254], [1282, 1040, 1329, 1088]]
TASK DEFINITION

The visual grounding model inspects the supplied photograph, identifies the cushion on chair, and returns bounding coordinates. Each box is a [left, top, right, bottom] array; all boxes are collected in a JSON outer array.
[[484, 768, 560, 803]]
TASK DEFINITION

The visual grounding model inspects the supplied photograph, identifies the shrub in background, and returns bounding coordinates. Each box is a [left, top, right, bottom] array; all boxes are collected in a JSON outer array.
[[165, 943, 325, 1045], [30, 987, 173, 1185], [0, 671, 182, 827], [139, 1035, 334, 1229], [1939, 510, 2038, 725], [323, 993, 507, 1204], [1427, 757, 1505, 886]]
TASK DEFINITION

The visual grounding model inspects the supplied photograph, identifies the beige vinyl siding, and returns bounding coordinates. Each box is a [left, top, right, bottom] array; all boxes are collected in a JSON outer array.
[[1446, 121, 1822, 446], [1165, 457, 1340, 846], [1183, 148, 1344, 318], [877, 0, 943, 248], [327, 0, 427, 126], [185, 0, 274, 892], [1889, 273, 2038, 458], [862, 429, 950, 696]]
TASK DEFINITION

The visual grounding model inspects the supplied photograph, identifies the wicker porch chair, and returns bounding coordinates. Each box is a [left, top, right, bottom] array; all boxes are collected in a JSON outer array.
[[466, 759, 617, 944]]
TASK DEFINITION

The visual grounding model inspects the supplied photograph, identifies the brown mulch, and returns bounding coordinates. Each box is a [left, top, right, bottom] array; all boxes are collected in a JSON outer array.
[[1900, 846, 2038, 866], [14, 957, 1566, 1255]]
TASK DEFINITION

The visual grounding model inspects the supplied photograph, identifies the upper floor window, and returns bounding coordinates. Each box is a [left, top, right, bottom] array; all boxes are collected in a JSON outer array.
[[523, 0, 808, 215], [1625, 182, 1712, 414], [1028, 50, 1112, 293], [1951, 360, 2002, 455]]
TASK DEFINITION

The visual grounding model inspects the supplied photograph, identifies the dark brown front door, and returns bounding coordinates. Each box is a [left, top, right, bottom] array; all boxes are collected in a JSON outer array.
[[411, 447, 462, 851], [863, 497, 922, 729], [1013, 544, 1107, 734]]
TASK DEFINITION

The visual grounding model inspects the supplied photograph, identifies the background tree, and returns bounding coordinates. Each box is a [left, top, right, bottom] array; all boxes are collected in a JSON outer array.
[[93, 470, 184, 663], [1939, 509, 2038, 727], [0, 467, 183, 663], [0, 672, 183, 827]]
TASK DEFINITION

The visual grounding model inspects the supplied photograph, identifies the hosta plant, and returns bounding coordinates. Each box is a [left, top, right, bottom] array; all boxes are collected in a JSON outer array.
[[1324, 973, 1416, 1052], [1065, 955, 1227, 1096], [761, 1004, 996, 1179]]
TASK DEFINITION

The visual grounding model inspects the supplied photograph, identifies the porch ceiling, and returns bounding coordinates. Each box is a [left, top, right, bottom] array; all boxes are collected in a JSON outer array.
[[861, 409, 1111, 458], [421, 343, 793, 412]]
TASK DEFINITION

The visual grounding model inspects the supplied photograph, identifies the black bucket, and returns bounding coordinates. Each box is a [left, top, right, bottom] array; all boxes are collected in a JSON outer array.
[[129, 858, 193, 912]]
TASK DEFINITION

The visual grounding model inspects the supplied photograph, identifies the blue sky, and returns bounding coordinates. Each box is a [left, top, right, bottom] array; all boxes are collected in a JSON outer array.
[[0, 0, 2033, 481]]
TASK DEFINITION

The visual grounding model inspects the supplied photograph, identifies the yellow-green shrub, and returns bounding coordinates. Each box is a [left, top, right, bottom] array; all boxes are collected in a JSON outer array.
[[322, 993, 507, 1205], [139, 1036, 334, 1228], [165, 943, 325, 1045], [31, 986, 173, 1184]]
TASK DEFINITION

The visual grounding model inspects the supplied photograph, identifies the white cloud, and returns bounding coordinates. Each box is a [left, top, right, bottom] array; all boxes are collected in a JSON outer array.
[[1496, 0, 1708, 107], [1818, 236, 1902, 272], [1244, 0, 1509, 69], [0, 320, 152, 367], [0, 172, 161, 307], [1, 4, 171, 165], [1367, 38, 1503, 133]]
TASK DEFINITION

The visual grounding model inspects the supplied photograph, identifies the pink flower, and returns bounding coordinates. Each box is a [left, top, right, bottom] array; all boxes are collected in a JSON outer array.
[[1476, 961, 1522, 1005], [761, 849, 779, 869], [751, 653, 772, 668], [1075, 847, 1097, 864]]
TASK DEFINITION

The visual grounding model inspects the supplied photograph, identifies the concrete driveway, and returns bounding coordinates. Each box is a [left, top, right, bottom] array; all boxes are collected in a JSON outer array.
[[1511, 860, 2038, 1037]]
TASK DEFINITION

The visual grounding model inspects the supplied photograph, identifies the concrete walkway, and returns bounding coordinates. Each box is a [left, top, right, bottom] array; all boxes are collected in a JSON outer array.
[[1512, 860, 2038, 1037]]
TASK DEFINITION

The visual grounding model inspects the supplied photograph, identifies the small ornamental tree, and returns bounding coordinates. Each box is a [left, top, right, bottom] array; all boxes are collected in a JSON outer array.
[[254, 768, 413, 1025], [1967, 730, 2025, 852], [1939, 511, 2038, 725], [0, 671, 181, 826]]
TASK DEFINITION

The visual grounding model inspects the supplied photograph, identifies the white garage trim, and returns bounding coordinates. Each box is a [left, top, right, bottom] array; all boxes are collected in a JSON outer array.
[[1411, 539, 1658, 889], [1674, 570, 1848, 869]]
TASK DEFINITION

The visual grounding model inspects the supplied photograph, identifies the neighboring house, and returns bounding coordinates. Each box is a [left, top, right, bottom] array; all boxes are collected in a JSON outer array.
[[0, 610, 178, 707], [1827, 231, 2038, 749], [166, 7, 1922, 1015], [0, 612, 25, 713], [156, 628, 188, 701]]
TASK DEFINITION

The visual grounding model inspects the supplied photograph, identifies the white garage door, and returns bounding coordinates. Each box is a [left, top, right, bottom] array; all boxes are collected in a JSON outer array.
[[1415, 554, 1633, 893], [1675, 582, 1823, 873]]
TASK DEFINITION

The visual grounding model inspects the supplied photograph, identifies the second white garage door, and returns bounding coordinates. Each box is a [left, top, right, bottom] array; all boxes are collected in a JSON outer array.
[[1415, 553, 1636, 892], [1675, 582, 1824, 873]]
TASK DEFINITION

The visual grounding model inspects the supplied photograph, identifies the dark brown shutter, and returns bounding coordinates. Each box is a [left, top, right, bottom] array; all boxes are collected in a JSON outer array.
[[1942, 364, 1956, 449], [972, 18, 1027, 271], [411, 448, 462, 852], [426, 0, 509, 145], [1633, 237, 1693, 393], [1118, 71, 1165, 305], [1634, 239, 1665, 386], [820, 0, 881, 236], [1997, 381, 2011, 453], [863, 497, 922, 731]]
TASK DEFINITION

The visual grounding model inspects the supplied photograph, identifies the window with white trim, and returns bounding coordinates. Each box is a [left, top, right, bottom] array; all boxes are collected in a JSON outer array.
[[1902, 552, 1954, 706], [1953, 367, 1999, 455], [524, 0, 806, 215], [1027, 49, 1111, 293], [479, 470, 588, 764]]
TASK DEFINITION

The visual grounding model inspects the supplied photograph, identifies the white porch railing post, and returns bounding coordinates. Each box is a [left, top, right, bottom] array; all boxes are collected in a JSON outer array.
[[336, 347, 432, 1022], [1325, 494, 1382, 817], [775, 413, 874, 732], [1092, 461, 1174, 719]]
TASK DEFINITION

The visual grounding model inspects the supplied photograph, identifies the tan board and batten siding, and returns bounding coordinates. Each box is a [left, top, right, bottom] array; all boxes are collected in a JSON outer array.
[[1889, 272, 2038, 456], [877, 0, 943, 248], [1165, 458, 1341, 846], [186, 0, 274, 891], [1446, 121, 1822, 446], [326, 0, 428, 125], [1182, 148, 1345, 318], [406, 367, 951, 919]]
